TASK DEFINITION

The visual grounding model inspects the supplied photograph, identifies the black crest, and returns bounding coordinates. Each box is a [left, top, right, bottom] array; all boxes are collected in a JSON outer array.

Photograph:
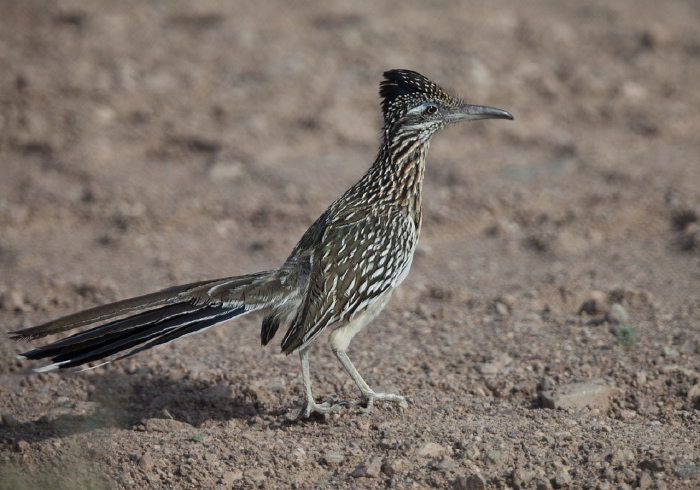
[[379, 69, 457, 124]]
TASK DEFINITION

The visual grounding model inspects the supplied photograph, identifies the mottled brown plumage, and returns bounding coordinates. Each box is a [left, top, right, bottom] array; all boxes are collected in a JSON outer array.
[[10, 70, 513, 418]]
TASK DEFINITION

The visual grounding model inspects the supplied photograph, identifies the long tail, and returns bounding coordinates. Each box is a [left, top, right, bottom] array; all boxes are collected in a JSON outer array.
[[10, 270, 282, 372]]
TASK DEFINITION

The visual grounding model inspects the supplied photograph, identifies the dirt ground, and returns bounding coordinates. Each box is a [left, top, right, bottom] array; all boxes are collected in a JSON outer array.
[[1, 0, 699, 488]]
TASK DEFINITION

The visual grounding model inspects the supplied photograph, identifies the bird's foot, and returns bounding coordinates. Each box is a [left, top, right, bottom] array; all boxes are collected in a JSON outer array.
[[292, 395, 345, 420], [352, 391, 412, 414]]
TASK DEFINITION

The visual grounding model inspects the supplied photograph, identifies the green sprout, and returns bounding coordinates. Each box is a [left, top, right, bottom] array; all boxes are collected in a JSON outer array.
[[613, 325, 637, 347]]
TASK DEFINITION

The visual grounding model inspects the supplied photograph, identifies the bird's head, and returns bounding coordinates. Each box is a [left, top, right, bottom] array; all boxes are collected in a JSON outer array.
[[379, 69, 513, 138]]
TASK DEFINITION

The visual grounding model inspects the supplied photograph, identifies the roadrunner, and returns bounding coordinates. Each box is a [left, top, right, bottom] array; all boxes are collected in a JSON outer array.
[[11, 70, 513, 418]]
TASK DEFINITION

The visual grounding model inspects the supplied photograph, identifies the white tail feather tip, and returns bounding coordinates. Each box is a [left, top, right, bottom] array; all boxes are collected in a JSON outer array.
[[34, 361, 69, 373], [78, 361, 111, 372]]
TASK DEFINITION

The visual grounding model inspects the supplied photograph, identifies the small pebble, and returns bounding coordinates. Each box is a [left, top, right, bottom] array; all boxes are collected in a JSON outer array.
[[322, 451, 344, 465], [143, 418, 193, 433], [686, 384, 700, 402], [498, 293, 517, 309], [673, 464, 700, 479], [417, 442, 446, 458], [14, 439, 30, 452], [484, 450, 506, 465], [453, 473, 486, 490], [539, 382, 615, 410], [533, 478, 552, 490], [578, 290, 608, 315], [553, 470, 572, 486], [663, 346, 679, 358], [606, 303, 628, 324], [1, 413, 20, 428], [434, 458, 458, 470], [382, 458, 408, 476], [244, 468, 266, 485], [0, 290, 27, 312], [138, 455, 154, 471], [351, 456, 382, 478], [494, 301, 509, 316]]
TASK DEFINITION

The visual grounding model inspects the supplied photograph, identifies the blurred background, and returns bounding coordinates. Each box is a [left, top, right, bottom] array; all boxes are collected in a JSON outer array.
[[0, 0, 698, 297], [1, 0, 699, 488]]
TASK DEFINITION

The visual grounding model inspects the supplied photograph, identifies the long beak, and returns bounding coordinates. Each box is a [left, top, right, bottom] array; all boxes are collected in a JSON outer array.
[[447, 104, 514, 122]]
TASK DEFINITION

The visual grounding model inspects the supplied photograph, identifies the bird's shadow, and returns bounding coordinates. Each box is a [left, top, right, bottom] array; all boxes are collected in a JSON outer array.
[[1, 369, 289, 446]]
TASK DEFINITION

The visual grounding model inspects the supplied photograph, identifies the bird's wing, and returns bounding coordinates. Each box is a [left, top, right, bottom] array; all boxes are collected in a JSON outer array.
[[280, 209, 416, 354]]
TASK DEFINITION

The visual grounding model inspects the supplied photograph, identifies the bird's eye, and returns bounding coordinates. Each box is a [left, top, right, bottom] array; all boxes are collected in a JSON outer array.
[[425, 105, 438, 115]]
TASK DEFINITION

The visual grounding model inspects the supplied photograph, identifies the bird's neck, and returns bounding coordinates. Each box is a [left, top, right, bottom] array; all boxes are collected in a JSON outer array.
[[367, 129, 430, 232]]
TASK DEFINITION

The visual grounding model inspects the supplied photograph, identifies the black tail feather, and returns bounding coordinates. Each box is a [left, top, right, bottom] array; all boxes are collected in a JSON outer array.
[[22, 303, 201, 358], [21, 304, 246, 371], [110, 306, 245, 365]]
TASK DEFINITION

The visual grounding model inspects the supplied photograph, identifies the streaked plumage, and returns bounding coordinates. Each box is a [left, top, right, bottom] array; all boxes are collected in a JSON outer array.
[[10, 69, 513, 418]]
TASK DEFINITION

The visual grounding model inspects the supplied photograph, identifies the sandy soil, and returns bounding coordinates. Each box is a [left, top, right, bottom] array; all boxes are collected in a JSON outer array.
[[1, 0, 700, 488]]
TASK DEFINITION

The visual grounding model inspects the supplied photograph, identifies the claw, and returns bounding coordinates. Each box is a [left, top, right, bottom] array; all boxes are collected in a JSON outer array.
[[354, 391, 411, 414], [323, 394, 339, 405], [294, 397, 342, 420]]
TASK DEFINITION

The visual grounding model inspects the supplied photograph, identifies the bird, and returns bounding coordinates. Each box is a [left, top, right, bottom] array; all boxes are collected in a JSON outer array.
[[10, 69, 513, 419]]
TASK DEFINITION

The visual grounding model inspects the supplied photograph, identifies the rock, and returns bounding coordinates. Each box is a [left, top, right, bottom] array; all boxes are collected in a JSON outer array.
[[143, 418, 193, 433], [14, 439, 30, 452], [578, 291, 608, 315], [533, 478, 552, 490], [539, 376, 557, 391], [539, 381, 615, 410], [687, 383, 700, 402], [453, 473, 486, 490], [663, 346, 679, 358], [1, 413, 20, 427], [673, 464, 700, 479], [639, 458, 665, 473], [495, 301, 510, 316], [634, 371, 647, 386], [484, 450, 507, 465], [417, 442, 446, 458], [138, 454, 154, 471], [244, 468, 267, 485], [382, 458, 408, 476], [511, 467, 535, 488], [434, 458, 458, 470], [322, 450, 344, 465], [611, 448, 635, 465], [619, 409, 637, 420], [0, 290, 27, 312], [206, 383, 236, 399], [476, 355, 512, 375], [498, 293, 517, 310], [553, 470, 572, 486], [461, 443, 480, 461], [221, 470, 243, 485], [292, 447, 306, 463], [637, 471, 653, 490], [351, 456, 382, 478], [606, 303, 628, 325]]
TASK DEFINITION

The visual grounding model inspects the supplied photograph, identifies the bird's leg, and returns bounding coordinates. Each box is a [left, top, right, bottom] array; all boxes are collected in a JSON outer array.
[[294, 347, 342, 419], [333, 349, 411, 413]]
